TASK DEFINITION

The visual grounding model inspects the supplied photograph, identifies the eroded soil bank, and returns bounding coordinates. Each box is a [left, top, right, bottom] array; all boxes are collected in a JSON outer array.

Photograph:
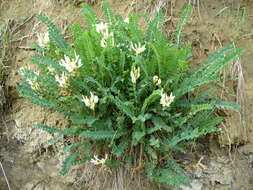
[[0, 0, 253, 189]]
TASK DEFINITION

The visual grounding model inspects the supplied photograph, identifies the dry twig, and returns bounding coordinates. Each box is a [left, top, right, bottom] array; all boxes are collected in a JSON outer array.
[[0, 161, 11, 190], [11, 15, 35, 35]]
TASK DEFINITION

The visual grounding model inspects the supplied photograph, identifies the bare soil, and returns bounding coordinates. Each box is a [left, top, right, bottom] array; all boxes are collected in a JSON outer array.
[[0, 0, 253, 189]]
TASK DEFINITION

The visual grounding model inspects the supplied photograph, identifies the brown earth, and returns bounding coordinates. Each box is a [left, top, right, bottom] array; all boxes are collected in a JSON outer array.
[[0, 0, 253, 190]]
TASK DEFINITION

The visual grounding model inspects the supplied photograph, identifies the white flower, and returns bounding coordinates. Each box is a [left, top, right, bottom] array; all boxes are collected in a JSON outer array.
[[90, 154, 108, 166], [95, 21, 115, 48], [20, 70, 40, 91], [48, 66, 55, 73], [124, 17, 129, 23], [37, 31, 50, 48], [55, 72, 68, 88], [34, 71, 40, 76], [160, 92, 175, 109], [59, 52, 82, 73], [131, 42, 146, 55], [26, 79, 33, 86], [153, 75, 161, 86], [95, 22, 108, 34], [130, 66, 140, 84], [95, 22, 110, 38], [81, 92, 99, 110]]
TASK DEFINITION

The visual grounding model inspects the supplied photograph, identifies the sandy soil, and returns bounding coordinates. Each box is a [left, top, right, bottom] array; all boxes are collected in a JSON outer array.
[[0, 0, 253, 189]]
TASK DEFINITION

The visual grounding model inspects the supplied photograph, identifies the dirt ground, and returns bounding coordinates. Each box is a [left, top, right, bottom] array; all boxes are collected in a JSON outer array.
[[0, 0, 253, 190]]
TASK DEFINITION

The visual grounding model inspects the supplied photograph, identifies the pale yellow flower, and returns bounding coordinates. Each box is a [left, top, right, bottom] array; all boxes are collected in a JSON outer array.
[[160, 91, 175, 109], [95, 22, 108, 34], [37, 31, 50, 48], [48, 66, 55, 73], [19, 69, 40, 91], [55, 72, 68, 88], [95, 21, 115, 48], [81, 92, 99, 110], [59, 52, 82, 73], [130, 66, 140, 84], [153, 75, 161, 86], [95, 22, 110, 37], [131, 42, 146, 55], [124, 17, 129, 23], [90, 154, 108, 166]]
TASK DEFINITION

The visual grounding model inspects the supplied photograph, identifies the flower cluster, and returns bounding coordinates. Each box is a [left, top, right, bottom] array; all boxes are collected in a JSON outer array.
[[48, 66, 56, 73], [90, 154, 108, 166], [19, 68, 40, 91], [130, 66, 140, 84], [131, 42, 146, 56], [81, 92, 99, 110], [55, 73, 68, 88], [37, 31, 50, 48], [54, 52, 82, 88], [160, 91, 175, 109], [59, 52, 82, 73], [37, 31, 82, 88], [95, 22, 108, 35], [95, 22, 114, 48], [153, 75, 161, 86]]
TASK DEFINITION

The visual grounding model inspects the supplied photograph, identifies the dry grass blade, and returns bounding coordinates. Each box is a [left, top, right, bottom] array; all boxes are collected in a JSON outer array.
[[11, 15, 35, 35], [143, 0, 171, 20], [0, 161, 11, 190], [0, 13, 36, 114], [188, 0, 202, 19], [0, 20, 13, 114], [112, 168, 125, 190], [72, 163, 153, 190], [150, 0, 167, 18], [230, 57, 247, 141], [218, 54, 247, 148]]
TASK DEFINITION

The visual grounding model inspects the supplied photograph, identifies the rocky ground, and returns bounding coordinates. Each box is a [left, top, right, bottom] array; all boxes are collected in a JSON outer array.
[[0, 0, 253, 189]]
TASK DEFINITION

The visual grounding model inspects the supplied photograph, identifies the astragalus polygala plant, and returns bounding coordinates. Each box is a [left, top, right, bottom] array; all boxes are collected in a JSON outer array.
[[17, 3, 242, 187]]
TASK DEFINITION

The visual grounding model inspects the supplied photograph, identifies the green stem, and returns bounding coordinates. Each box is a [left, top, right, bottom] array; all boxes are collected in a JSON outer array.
[[133, 83, 137, 110]]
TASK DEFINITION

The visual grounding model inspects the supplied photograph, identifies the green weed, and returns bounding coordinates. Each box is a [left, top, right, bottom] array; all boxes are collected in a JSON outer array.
[[17, 3, 242, 187]]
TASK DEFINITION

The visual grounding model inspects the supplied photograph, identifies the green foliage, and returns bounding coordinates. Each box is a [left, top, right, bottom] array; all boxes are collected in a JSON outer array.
[[80, 130, 127, 139], [60, 151, 79, 176], [155, 160, 191, 186], [17, 3, 242, 188], [174, 4, 193, 47], [36, 14, 69, 52]]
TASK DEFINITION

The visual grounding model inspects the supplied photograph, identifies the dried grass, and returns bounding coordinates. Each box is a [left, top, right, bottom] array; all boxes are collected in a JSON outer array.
[[72, 164, 158, 190], [0, 20, 11, 115], [52, 0, 98, 6], [188, 0, 201, 19], [0, 161, 12, 190], [218, 49, 248, 147], [229, 56, 247, 141], [142, 0, 171, 19]]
